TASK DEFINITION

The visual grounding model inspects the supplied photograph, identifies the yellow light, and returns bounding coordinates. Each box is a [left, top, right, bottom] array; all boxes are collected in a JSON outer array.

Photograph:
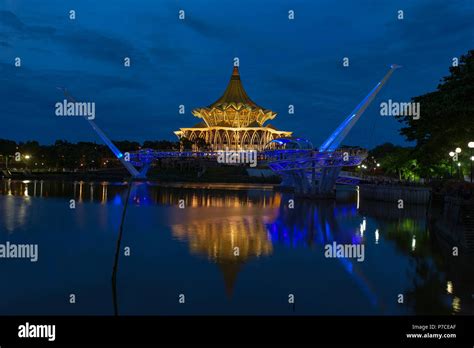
[[452, 297, 461, 313], [446, 281, 453, 294], [455, 147, 461, 153], [24, 155, 31, 160]]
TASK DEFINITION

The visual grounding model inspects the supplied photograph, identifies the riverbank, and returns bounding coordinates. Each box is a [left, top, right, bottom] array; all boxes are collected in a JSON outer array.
[[2, 166, 282, 184], [359, 184, 431, 205]]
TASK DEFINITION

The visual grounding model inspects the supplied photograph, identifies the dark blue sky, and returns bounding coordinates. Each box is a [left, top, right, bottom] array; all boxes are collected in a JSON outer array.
[[0, 0, 473, 148]]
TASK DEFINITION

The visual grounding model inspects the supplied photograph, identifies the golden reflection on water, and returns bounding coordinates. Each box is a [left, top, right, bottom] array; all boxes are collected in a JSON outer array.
[[169, 195, 281, 296], [172, 215, 274, 261], [171, 214, 275, 296]]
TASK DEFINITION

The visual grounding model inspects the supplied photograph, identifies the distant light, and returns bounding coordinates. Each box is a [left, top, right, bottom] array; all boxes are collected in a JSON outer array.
[[411, 235, 416, 251], [455, 147, 462, 153], [471, 156, 474, 161], [449, 152, 455, 157], [468, 142, 474, 149], [452, 297, 461, 313], [24, 155, 31, 160], [376, 163, 380, 167], [457, 162, 461, 167], [446, 281, 453, 294], [360, 218, 366, 236], [375, 229, 379, 244]]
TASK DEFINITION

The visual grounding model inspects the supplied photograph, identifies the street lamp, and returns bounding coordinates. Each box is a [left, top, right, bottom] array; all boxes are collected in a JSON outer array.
[[23, 154, 31, 172], [469, 142, 474, 183], [449, 152, 455, 177], [455, 147, 462, 154]]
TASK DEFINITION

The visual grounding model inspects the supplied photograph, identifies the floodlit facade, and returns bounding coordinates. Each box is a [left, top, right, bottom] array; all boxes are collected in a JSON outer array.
[[174, 66, 292, 151]]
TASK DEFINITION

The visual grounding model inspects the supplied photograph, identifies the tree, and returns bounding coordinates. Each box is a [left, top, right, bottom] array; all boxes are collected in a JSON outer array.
[[142, 140, 177, 150], [397, 50, 474, 176], [0, 139, 17, 155], [369, 143, 418, 180]]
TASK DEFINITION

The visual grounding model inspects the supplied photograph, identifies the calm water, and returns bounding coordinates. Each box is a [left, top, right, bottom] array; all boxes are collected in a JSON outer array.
[[0, 179, 472, 315]]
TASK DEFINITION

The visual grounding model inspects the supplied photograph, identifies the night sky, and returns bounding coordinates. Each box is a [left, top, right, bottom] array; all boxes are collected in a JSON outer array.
[[0, 0, 473, 148]]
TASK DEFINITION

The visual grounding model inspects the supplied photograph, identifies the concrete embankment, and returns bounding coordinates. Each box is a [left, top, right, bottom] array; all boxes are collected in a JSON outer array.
[[433, 197, 474, 252], [359, 184, 431, 205]]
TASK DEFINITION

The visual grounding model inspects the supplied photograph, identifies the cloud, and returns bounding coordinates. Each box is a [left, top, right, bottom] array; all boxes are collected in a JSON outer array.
[[182, 13, 240, 41], [383, 0, 474, 53], [0, 10, 25, 31], [54, 29, 146, 64], [0, 10, 57, 38], [0, 10, 150, 65]]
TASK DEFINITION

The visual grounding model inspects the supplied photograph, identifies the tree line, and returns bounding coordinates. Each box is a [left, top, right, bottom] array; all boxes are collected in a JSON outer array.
[[0, 139, 178, 169]]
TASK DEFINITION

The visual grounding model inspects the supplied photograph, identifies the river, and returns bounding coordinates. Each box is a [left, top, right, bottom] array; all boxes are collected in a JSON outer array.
[[0, 179, 472, 315]]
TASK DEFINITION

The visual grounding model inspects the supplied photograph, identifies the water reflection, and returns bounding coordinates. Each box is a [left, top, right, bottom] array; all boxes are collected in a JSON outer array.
[[0, 180, 279, 207], [0, 179, 473, 315], [172, 216, 273, 296]]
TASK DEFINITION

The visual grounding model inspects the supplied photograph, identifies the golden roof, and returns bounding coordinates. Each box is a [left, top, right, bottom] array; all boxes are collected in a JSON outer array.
[[209, 66, 263, 110], [192, 66, 277, 127]]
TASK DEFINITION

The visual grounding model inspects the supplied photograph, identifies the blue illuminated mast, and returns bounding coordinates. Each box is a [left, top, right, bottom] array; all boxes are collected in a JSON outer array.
[[58, 88, 142, 178], [319, 64, 401, 152]]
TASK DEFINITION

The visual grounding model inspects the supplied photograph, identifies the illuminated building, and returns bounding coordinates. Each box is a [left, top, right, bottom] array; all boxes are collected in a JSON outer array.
[[174, 66, 292, 151]]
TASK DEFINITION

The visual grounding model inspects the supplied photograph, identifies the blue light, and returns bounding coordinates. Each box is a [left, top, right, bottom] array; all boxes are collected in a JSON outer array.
[[113, 194, 122, 206], [319, 66, 397, 151]]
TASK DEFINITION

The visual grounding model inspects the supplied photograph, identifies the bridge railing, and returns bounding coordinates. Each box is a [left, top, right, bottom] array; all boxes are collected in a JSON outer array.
[[128, 148, 368, 170], [265, 148, 368, 171]]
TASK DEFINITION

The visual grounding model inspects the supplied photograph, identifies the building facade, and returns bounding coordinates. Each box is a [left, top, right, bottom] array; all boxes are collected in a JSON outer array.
[[174, 66, 292, 151]]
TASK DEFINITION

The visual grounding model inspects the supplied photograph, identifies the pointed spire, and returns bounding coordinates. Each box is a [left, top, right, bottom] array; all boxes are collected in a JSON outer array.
[[232, 65, 240, 77], [208, 65, 258, 108]]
